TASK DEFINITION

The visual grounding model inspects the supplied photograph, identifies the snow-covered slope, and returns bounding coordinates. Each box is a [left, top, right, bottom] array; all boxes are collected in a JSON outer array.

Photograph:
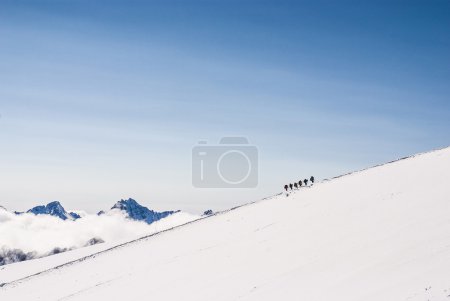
[[1, 147, 450, 301]]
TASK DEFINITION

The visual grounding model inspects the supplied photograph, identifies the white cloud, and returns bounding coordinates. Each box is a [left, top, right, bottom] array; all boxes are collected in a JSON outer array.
[[0, 208, 199, 264]]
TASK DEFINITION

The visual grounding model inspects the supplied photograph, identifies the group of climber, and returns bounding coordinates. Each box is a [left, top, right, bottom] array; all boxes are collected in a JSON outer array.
[[284, 176, 315, 191]]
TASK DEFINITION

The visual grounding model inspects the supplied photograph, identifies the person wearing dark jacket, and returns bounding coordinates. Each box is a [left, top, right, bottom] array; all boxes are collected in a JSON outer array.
[[310, 176, 315, 183], [298, 180, 302, 187], [289, 183, 293, 190], [294, 182, 298, 189], [303, 179, 308, 186], [284, 184, 288, 191]]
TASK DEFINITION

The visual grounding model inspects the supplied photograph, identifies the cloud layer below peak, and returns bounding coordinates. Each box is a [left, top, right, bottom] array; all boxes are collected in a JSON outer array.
[[0, 208, 199, 265]]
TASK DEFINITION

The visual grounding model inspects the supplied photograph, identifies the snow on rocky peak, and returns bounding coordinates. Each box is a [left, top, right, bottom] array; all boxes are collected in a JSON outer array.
[[110, 198, 177, 224], [26, 201, 80, 221]]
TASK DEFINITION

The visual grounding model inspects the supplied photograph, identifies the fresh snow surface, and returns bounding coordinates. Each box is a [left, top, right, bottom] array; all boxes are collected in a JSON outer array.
[[1, 147, 450, 300]]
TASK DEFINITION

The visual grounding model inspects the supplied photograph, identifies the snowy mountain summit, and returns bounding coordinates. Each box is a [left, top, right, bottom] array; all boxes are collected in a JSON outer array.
[[110, 198, 177, 224], [12, 199, 177, 224], [25, 201, 81, 220]]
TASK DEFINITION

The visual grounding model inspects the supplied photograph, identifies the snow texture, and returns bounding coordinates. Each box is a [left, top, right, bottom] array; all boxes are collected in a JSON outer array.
[[1, 147, 450, 300]]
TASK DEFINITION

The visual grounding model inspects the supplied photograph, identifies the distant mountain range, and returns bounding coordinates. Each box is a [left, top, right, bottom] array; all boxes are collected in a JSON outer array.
[[10, 198, 180, 224]]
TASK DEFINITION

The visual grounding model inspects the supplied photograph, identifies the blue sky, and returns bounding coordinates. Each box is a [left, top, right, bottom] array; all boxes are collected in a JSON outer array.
[[0, 0, 449, 213]]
